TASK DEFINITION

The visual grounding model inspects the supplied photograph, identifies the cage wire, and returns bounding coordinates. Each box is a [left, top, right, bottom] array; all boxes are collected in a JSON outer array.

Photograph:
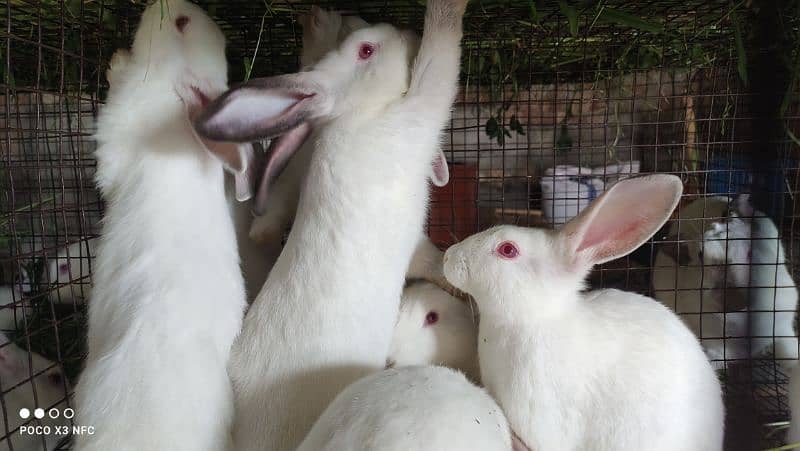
[[1, 0, 799, 449]]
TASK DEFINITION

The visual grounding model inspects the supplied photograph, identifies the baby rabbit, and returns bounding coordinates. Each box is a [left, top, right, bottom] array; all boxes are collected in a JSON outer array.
[[0, 333, 71, 451], [444, 174, 724, 451], [297, 366, 511, 451], [74, 2, 249, 450], [387, 281, 479, 382]]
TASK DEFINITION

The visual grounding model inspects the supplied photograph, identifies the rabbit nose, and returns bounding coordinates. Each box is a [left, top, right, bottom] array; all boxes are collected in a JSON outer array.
[[385, 358, 396, 369]]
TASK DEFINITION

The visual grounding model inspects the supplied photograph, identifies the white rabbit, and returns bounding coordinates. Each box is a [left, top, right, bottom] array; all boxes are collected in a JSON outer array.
[[387, 281, 479, 382], [444, 174, 724, 451], [193, 0, 467, 448], [297, 365, 511, 451], [651, 196, 751, 365], [703, 194, 798, 364], [247, 8, 451, 249], [74, 2, 249, 450], [247, 7, 369, 246], [0, 286, 29, 331], [0, 333, 71, 451], [46, 237, 97, 305], [232, 9, 369, 301]]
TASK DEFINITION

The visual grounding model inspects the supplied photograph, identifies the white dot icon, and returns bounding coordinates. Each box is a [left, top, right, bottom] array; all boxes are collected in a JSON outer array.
[[19, 408, 30, 419], [34, 408, 45, 419]]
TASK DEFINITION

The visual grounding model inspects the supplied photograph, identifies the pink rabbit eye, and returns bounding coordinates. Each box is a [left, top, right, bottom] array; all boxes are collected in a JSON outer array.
[[176, 16, 189, 32], [424, 311, 439, 326], [358, 43, 376, 60], [496, 241, 519, 259]]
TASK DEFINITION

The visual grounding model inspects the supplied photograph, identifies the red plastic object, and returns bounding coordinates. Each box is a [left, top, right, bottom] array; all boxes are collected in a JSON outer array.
[[427, 162, 478, 248]]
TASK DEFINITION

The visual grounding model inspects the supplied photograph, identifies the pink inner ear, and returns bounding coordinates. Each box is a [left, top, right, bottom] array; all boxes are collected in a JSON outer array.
[[430, 151, 449, 187], [576, 217, 645, 254], [568, 175, 682, 265]]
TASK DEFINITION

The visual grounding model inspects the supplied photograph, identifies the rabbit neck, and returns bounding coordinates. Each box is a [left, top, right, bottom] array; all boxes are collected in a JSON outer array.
[[477, 285, 581, 327]]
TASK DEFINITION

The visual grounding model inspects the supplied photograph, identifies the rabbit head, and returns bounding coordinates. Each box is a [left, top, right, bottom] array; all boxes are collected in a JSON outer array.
[[130, 0, 227, 103], [387, 282, 478, 378], [110, 0, 256, 201], [193, 22, 420, 214], [444, 175, 683, 316]]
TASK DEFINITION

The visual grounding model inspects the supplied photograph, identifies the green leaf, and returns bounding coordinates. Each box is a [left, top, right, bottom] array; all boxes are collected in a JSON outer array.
[[730, 9, 748, 85], [558, 0, 579, 37], [597, 8, 662, 34]]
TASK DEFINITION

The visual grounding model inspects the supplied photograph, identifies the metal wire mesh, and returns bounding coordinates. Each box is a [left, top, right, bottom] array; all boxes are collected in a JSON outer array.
[[1, 0, 798, 449]]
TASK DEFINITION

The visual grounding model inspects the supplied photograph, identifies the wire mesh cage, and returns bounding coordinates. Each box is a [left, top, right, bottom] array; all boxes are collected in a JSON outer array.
[[1, 0, 799, 449]]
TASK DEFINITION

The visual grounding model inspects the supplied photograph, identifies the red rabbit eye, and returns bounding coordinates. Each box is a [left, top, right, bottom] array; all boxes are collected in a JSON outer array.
[[424, 311, 439, 326], [358, 43, 376, 60], [496, 241, 519, 259]]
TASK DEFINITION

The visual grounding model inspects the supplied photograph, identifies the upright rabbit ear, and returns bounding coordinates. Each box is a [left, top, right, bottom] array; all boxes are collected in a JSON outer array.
[[560, 174, 683, 268], [429, 149, 449, 187]]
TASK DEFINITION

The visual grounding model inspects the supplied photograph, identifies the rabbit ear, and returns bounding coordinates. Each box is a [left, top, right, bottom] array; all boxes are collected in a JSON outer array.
[[560, 174, 683, 267], [252, 122, 313, 215], [429, 149, 449, 187], [193, 75, 324, 143]]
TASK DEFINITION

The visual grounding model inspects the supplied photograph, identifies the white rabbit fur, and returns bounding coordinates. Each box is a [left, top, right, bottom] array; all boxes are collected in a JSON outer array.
[[444, 175, 724, 451], [406, 233, 447, 282], [247, 7, 369, 246], [74, 2, 247, 450], [702, 195, 798, 364], [0, 333, 70, 451], [297, 366, 511, 451], [247, 9, 451, 252], [46, 237, 97, 305], [388, 281, 479, 382], [227, 180, 279, 304], [194, 0, 467, 448], [232, 9, 368, 300]]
